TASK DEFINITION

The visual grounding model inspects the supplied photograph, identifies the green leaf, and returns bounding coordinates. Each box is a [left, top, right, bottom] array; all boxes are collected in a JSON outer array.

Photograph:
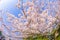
[[0, 31, 2, 36]]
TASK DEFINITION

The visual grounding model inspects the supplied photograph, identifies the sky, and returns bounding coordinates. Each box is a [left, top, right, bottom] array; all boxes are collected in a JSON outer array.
[[0, 0, 29, 17], [0, 0, 20, 17], [0, 0, 58, 17]]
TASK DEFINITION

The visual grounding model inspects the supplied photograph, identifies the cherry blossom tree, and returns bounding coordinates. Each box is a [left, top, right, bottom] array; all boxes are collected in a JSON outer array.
[[6, 0, 60, 37], [0, 0, 60, 40]]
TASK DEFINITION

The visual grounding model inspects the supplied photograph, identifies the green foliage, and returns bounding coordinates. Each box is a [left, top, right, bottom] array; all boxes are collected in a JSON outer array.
[[0, 31, 2, 36], [23, 34, 60, 40], [23, 34, 48, 40], [56, 25, 60, 40], [56, 35, 60, 40], [23, 24, 60, 40]]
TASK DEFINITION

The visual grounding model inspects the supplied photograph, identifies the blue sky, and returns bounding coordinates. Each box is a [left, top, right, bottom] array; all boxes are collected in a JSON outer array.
[[0, 0, 31, 17], [0, 0, 58, 17], [0, 0, 21, 17]]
